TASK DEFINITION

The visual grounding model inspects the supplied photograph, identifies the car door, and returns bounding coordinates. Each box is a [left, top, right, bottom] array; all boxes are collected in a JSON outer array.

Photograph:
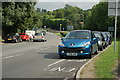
[[91, 32, 98, 53]]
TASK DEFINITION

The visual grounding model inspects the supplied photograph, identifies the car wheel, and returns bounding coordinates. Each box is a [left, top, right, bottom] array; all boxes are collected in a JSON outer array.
[[4, 40, 7, 43], [27, 39, 30, 41], [95, 49, 98, 54], [33, 40, 35, 42], [31, 39, 33, 42], [87, 53, 92, 59], [100, 46, 103, 51], [15, 39, 18, 43], [44, 40, 47, 42], [87, 48, 92, 59], [59, 55, 65, 59], [20, 39, 22, 42]]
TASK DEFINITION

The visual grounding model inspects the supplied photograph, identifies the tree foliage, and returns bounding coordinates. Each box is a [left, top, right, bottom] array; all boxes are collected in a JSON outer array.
[[2, 2, 120, 37], [2, 2, 43, 35]]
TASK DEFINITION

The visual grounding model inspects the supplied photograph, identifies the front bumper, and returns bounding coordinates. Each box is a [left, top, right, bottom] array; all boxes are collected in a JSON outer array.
[[58, 46, 91, 56], [5, 39, 16, 42]]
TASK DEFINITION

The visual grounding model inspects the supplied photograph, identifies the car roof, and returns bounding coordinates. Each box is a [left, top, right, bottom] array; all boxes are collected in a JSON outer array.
[[71, 30, 91, 32], [19, 33, 26, 34]]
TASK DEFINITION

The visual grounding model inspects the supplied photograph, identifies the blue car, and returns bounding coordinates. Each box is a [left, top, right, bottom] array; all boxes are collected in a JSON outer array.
[[58, 30, 98, 59]]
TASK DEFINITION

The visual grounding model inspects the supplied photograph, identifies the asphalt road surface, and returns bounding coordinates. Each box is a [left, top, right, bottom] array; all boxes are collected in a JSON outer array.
[[2, 32, 92, 80]]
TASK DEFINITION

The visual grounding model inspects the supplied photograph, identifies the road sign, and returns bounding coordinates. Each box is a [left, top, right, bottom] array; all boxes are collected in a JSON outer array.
[[108, 0, 120, 16], [108, 0, 119, 52], [67, 25, 74, 31], [108, 27, 114, 31]]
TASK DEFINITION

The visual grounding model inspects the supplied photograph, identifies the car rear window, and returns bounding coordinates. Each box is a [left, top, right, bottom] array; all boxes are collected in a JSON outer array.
[[35, 33, 42, 36], [19, 34, 25, 35]]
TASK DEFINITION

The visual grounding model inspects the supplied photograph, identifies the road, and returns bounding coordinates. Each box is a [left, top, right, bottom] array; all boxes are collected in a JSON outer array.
[[2, 32, 92, 80]]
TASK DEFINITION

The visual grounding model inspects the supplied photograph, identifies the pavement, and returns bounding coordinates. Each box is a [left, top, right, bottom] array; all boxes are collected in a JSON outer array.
[[2, 32, 91, 80]]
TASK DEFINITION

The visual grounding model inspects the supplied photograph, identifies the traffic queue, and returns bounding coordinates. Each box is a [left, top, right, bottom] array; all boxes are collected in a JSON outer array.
[[2, 30, 47, 43], [58, 30, 112, 59]]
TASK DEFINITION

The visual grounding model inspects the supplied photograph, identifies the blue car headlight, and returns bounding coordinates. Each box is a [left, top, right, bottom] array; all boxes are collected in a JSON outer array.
[[59, 42, 65, 47], [81, 42, 90, 47]]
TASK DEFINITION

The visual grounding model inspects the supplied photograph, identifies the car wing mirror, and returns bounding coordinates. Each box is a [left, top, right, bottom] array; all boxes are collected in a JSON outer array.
[[93, 38, 96, 41], [61, 38, 65, 41]]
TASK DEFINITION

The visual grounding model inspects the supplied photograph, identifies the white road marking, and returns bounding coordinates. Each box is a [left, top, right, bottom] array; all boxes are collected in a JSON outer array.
[[58, 67, 66, 72], [36, 50, 40, 51], [44, 67, 50, 71], [63, 77, 69, 80], [67, 59, 87, 62], [2, 53, 24, 59], [40, 47, 50, 50], [48, 59, 65, 67], [49, 67, 58, 71], [44, 66, 76, 73], [73, 73, 75, 76], [69, 68, 76, 72]]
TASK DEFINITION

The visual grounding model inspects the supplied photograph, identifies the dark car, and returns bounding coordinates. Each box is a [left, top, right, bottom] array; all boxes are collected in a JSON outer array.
[[105, 32, 112, 45], [4, 33, 22, 43], [58, 30, 98, 59], [92, 31, 103, 51], [101, 32, 109, 48]]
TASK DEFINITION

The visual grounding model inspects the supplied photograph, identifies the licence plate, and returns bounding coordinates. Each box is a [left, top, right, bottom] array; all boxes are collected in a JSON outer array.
[[67, 53, 77, 56], [8, 39, 12, 40]]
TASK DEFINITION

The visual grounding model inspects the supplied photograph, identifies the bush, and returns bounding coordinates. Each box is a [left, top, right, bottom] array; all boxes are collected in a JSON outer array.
[[60, 31, 68, 37]]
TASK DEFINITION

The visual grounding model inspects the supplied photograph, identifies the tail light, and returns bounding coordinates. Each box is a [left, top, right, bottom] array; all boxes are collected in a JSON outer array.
[[41, 36, 44, 38], [4, 37, 7, 39], [13, 37, 16, 39]]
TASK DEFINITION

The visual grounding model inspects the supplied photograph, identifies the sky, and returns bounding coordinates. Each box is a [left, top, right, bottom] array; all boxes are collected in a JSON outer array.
[[35, 0, 100, 11]]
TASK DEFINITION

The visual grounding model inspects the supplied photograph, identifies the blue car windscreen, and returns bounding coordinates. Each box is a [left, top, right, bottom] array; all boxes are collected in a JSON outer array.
[[65, 31, 91, 39]]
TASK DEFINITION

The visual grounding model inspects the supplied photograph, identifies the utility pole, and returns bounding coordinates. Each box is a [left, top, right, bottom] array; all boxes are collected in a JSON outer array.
[[108, 0, 119, 52], [114, 0, 118, 52]]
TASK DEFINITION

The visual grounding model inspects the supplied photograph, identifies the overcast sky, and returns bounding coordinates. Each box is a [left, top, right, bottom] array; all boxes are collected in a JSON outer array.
[[35, 0, 100, 11]]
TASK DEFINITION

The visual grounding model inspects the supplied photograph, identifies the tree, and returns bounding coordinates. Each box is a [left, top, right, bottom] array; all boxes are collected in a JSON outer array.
[[2, 2, 44, 35], [84, 2, 110, 31]]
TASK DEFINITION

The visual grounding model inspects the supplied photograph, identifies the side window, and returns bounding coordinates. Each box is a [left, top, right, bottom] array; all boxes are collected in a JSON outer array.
[[91, 32, 96, 38]]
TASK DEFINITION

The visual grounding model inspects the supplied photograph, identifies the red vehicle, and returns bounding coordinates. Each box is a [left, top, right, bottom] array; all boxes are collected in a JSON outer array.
[[19, 33, 30, 41]]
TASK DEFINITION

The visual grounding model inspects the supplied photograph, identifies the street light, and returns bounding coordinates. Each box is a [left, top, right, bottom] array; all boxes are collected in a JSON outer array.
[[114, 0, 118, 52], [60, 24, 62, 31]]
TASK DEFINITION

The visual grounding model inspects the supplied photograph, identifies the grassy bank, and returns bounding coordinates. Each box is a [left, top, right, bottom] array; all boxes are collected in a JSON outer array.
[[55, 33, 63, 37], [95, 41, 119, 78], [55, 31, 68, 38]]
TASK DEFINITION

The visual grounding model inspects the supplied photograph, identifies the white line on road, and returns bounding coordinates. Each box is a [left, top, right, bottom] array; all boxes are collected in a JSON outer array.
[[2, 53, 24, 60], [73, 73, 75, 77], [48, 59, 65, 67], [39, 47, 50, 51], [63, 77, 69, 80], [69, 68, 76, 72]]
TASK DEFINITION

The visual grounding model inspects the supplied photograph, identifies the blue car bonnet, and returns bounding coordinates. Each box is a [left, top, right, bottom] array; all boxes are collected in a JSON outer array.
[[62, 38, 91, 47]]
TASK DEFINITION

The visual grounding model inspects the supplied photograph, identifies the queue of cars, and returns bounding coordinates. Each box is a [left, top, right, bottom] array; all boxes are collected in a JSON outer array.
[[3, 31, 47, 43], [58, 30, 112, 59]]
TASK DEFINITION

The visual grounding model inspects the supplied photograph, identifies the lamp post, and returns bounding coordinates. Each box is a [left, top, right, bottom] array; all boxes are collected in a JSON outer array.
[[60, 24, 62, 32], [114, 0, 118, 52]]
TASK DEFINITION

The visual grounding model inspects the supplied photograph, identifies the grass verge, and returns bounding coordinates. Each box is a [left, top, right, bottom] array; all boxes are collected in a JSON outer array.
[[55, 33, 63, 37], [95, 41, 119, 78], [0, 39, 4, 42]]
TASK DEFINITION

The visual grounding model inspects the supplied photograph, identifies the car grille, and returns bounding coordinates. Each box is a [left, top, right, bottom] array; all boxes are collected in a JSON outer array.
[[61, 47, 85, 53]]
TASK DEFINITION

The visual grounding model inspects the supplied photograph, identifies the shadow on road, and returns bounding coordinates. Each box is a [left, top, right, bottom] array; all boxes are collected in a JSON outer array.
[[43, 52, 90, 60], [44, 53, 60, 59]]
